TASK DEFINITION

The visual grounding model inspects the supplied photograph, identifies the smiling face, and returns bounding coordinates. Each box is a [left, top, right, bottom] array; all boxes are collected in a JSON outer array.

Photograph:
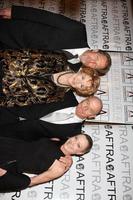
[[68, 71, 92, 91], [68, 67, 100, 96], [75, 96, 103, 119], [61, 134, 90, 155], [80, 50, 108, 70]]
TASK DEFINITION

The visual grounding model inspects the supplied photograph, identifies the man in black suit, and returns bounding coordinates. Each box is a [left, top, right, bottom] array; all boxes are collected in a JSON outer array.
[[0, 6, 87, 50], [0, 6, 111, 75], [0, 91, 102, 141]]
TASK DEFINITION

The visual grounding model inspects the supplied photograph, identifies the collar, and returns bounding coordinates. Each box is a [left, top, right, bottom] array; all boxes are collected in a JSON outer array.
[[64, 47, 90, 57]]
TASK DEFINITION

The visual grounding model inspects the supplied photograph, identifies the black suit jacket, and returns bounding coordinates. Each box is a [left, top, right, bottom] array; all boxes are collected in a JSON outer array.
[[0, 91, 83, 140], [0, 6, 88, 50]]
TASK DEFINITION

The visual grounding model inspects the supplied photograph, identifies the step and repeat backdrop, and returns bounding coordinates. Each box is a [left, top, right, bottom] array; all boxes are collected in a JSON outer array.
[[0, 0, 133, 200], [95, 51, 133, 124]]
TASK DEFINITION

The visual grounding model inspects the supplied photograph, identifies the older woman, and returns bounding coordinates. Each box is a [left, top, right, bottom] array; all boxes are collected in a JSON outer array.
[[0, 133, 93, 192], [0, 49, 100, 107]]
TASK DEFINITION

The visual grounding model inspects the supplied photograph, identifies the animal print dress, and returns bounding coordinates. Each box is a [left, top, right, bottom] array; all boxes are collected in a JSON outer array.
[[0, 49, 70, 107]]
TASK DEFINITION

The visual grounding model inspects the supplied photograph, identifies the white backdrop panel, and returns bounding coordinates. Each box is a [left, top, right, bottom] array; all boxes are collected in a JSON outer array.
[[94, 52, 133, 124]]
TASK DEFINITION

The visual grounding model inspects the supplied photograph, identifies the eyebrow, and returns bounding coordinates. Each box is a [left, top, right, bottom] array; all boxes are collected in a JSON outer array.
[[77, 136, 83, 149], [95, 54, 99, 61]]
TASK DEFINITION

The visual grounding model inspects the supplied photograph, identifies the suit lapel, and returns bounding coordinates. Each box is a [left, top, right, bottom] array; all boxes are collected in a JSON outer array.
[[39, 120, 83, 139], [68, 62, 82, 72]]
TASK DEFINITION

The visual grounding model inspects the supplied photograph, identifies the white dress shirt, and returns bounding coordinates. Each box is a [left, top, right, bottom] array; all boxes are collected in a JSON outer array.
[[40, 107, 83, 124]]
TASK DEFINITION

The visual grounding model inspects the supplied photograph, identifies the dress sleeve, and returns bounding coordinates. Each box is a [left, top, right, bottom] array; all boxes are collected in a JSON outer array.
[[0, 171, 31, 192], [11, 6, 83, 30]]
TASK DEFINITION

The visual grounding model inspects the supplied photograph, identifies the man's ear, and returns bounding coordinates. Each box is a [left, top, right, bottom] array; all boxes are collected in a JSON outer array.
[[87, 114, 96, 119], [77, 152, 84, 155]]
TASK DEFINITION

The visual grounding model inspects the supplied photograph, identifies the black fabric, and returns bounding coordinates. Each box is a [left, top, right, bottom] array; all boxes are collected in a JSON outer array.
[[62, 50, 78, 60], [0, 90, 83, 141], [0, 172, 31, 192], [0, 137, 64, 192], [68, 62, 82, 71], [0, 6, 88, 50], [0, 119, 83, 141]]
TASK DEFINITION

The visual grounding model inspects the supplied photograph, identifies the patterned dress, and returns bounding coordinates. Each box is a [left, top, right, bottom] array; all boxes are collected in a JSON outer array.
[[0, 49, 70, 107]]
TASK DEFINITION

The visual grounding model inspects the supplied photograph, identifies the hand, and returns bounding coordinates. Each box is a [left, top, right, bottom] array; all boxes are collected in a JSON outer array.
[[0, 168, 7, 176], [29, 156, 73, 187], [49, 156, 73, 178], [59, 155, 73, 171], [0, 8, 11, 19]]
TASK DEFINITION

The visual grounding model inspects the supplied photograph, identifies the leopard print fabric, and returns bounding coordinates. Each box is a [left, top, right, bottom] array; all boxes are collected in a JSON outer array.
[[0, 49, 70, 107]]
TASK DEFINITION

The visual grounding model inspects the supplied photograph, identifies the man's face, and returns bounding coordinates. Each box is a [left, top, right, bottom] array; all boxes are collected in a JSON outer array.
[[75, 98, 96, 119], [80, 50, 107, 70]]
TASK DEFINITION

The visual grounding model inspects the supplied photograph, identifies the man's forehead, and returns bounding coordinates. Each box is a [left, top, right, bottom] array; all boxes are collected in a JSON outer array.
[[98, 52, 107, 61], [88, 99, 97, 112], [84, 98, 90, 105]]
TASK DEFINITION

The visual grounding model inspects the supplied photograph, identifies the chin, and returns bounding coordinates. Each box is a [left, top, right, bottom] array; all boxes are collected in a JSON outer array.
[[78, 115, 84, 119]]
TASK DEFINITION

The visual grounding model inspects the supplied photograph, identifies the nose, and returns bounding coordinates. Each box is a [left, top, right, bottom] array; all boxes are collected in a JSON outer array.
[[82, 104, 89, 115], [75, 81, 82, 89], [82, 79, 90, 89]]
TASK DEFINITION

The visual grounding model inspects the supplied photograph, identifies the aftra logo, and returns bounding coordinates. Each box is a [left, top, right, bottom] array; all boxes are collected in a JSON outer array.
[[122, 54, 133, 65], [126, 73, 133, 79], [98, 110, 107, 116], [125, 56, 133, 62], [128, 110, 133, 118], [128, 91, 133, 97], [97, 89, 106, 95]]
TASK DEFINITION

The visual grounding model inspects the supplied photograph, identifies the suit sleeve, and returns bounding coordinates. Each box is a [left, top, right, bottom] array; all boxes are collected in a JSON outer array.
[[11, 6, 84, 30], [0, 171, 31, 192]]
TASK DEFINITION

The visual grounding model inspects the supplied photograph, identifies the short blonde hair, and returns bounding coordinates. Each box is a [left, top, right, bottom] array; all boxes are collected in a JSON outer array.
[[74, 66, 100, 97]]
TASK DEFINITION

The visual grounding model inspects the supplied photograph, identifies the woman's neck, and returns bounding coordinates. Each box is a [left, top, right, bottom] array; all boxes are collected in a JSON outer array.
[[53, 71, 74, 87], [60, 145, 70, 156]]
